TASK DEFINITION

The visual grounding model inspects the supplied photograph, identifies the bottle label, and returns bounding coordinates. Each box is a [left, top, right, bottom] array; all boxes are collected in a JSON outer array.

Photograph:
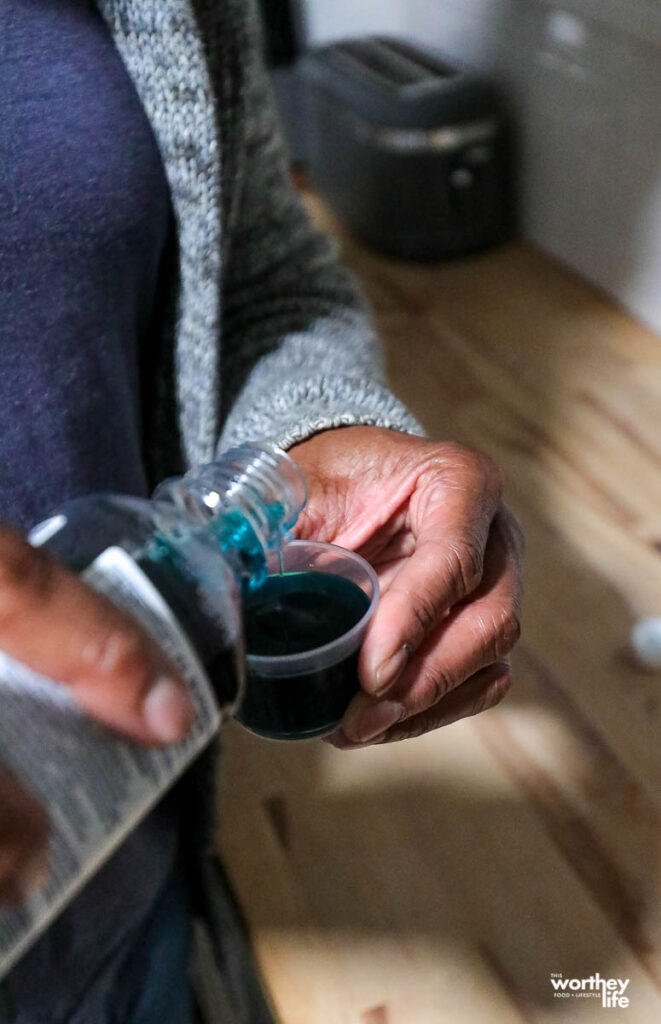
[[0, 546, 221, 980]]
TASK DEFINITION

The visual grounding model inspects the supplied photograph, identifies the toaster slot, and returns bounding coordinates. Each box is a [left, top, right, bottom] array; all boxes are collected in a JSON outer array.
[[383, 39, 457, 82], [330, 38, 452, 91], [362, 39, 436, 87], [329, 40, 410, 90]]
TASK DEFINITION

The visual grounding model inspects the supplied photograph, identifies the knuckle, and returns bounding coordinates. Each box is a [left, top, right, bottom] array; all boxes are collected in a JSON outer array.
[[484, 670, 512, 712], [388, 579, 438, 649], [81, 625, 153, 692], [491, 671, 512, 706], [473, 608, 521, 665], [473, 668, 512, 717], [421, 664, 456, 708], [446, 539, 483, 597], [448, 446, 503, 493], [410, 588, 438, 640], [420, 444, 503, 504], [493, 609, 522, 660]]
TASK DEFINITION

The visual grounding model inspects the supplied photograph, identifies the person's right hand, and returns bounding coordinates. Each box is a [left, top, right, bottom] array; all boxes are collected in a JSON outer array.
[[0, 524, 194, 905]]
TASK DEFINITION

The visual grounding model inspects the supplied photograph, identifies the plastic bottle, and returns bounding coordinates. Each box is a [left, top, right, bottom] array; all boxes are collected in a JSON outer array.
[[30, 440, 309, 716], [0, 441, 307, 979]]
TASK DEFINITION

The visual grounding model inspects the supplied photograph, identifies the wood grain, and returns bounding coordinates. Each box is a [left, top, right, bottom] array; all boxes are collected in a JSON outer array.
[[218, 195, 661, 1022]]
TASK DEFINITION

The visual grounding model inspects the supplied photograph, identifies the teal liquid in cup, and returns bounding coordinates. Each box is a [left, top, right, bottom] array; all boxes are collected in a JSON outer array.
[[236, 542, 378, 740]]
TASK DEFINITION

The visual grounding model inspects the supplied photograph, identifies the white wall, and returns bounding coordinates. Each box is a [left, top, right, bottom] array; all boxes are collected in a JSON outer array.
[[303, 0, 405, 43], [303, 0, 661, 336]]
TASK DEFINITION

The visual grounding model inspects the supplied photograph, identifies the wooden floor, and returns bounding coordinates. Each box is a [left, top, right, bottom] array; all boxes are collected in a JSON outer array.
[[217, 195, 661, 1023]]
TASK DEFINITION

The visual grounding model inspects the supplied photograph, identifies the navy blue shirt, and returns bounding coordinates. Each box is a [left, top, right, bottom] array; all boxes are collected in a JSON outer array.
[[0, 0, 169, 529], [0, 2, 188, 1021]]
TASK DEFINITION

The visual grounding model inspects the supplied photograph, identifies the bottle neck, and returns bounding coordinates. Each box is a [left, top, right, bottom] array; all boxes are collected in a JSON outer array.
[[150, 442, 308, 589]]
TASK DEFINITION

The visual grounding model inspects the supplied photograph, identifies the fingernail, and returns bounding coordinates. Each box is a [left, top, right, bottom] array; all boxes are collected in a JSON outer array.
[[344, 700, 405, 744], [323, 729, 358, 750], [143, 677, 195, 743], [371, 646, 409, 697]]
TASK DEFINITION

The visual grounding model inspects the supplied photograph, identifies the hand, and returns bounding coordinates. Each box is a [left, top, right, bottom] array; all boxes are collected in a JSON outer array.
[[290, 427, 523, 747], [0, 525, 194, 903]]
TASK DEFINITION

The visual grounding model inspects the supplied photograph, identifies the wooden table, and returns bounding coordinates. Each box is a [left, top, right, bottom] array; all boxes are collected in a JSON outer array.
[[217, 195, 661, 1023]]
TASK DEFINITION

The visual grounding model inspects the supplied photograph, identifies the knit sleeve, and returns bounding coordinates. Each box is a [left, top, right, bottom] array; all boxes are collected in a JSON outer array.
[[215, 2, 423, 454]]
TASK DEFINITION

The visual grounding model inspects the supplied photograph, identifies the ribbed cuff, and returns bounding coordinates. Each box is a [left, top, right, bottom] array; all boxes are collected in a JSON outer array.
[[217, 374, 425, 454]]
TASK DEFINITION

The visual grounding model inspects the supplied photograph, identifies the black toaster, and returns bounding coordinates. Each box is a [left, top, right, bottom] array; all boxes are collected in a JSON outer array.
[[297, 37, 514, 260]]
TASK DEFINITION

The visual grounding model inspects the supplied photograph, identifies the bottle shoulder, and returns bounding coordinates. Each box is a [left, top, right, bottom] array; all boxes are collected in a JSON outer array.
[[30, 494, 156, 570], [28, 443, 307, 588]]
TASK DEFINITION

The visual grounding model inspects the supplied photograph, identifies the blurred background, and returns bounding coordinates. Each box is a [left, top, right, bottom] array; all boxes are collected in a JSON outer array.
[[219, 3, 661, 1021]]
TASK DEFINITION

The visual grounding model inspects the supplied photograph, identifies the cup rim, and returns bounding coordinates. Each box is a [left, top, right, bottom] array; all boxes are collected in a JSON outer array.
[[245, 539, 379, 671]]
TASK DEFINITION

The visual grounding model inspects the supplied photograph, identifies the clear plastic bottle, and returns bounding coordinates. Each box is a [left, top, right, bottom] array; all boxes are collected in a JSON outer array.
[[29, 441, 309, 717], [0, 442, 308, 980]]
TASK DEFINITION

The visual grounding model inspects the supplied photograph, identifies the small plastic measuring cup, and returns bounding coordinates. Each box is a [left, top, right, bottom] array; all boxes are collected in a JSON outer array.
[[236, 540, 379, 740]]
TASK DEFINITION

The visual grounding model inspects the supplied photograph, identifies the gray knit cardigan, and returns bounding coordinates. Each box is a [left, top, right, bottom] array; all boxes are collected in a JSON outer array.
[[96, 0, 421, 486], [90, 3, 421, 1016]]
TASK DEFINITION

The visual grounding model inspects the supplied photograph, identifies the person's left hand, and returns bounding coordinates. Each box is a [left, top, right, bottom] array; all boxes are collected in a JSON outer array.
[[289, 426, 523, 748]]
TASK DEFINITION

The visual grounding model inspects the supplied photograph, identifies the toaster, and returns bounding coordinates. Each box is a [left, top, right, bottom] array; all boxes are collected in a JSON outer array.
[[297, 37, 514, 260]]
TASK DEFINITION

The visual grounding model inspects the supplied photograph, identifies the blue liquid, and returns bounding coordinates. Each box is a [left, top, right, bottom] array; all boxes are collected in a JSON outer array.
[[237, 571, 370, 740], [136, 557, 241, 711]]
